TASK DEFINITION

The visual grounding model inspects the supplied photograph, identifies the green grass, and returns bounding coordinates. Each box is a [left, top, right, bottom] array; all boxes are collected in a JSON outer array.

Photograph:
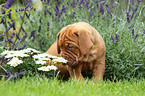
[[0, 77, 145, 96]]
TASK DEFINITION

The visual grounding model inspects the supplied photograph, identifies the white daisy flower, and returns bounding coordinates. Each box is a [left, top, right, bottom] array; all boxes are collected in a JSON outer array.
[[47, 65, 57, 71], [23, 48, 41, 53], [52, 57, 68, 64], [35, 60, 47, 65], [1, 50, 10, 55], [37, 65, 57, 71], [7, 57, 23, 67], [5, 51, 29, 58], [37, 66, 50, 71]]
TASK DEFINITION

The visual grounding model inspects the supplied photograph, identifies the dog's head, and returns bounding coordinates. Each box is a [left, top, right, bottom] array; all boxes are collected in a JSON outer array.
[[57, 25, 94, 66]]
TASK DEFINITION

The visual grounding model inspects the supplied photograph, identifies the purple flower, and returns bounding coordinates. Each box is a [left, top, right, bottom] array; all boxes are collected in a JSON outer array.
[[0, 15, 4, 24], [20, 33, 27, 41], [10, 32, 15, 38], [39, 19, 42, 23], [67, 2, 69, 6], [38, 26, 41, 32], [25, 3, 30, 9], [0, 36, 4, 41], [8, 12, 12, 19], [85, 2, 89, 10], [111, 35, 115, 44], [100, 3, 104, 15], [8, 38, 14, 44], [54, 7, 60, 16], [128, 25, 132, 29], [60, 5, 66, 14], [127, 12, 130, 23], [11, 72, 23, 79], [105, 5, 111, 14], [134, 33, 138, 41], [18, 45, 26, 50], [115, 34, 119, 42], [25, 12, 30, 18], [47, 10, 52, 15], [16, 34, 20, 40], [20, 15, 24, 21], [21, 27, 25, 33], [79, 0, 83, 8], [72, 0, 76, 8], [132, 29, 134, 36], [143, 30, 145, 34], [131, 8, 138, 20], [102, 17, 105, 19], [4, 0, 13, 9], [1, 8, 5, 14], [5, 70, 11, 78], [29, 30, 36, 39]]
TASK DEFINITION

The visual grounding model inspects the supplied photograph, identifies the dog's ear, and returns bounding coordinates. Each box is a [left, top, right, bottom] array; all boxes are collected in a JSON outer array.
[[77, 29, 94, 55], [57, 32, 61, 54]]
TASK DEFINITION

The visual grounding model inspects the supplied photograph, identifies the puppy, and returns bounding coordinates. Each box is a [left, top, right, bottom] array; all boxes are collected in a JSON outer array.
[[46, 22, 106, 81]]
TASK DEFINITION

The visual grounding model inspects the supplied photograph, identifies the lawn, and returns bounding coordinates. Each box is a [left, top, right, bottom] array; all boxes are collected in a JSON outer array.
[[0, 77, 145, 96], [0, 0, 145, 96]]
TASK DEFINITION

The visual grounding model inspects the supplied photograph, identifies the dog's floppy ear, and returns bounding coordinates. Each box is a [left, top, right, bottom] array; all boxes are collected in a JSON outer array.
[[77, 29, 94, 55], [57, 32, 61, 54]]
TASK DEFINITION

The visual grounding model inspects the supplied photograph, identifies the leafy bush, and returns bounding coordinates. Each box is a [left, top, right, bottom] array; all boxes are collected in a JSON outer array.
[[0, 0, 145, 80]]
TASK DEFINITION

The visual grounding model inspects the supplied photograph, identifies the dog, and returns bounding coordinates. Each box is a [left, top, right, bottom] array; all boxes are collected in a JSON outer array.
[[46, 22, 106, 81]]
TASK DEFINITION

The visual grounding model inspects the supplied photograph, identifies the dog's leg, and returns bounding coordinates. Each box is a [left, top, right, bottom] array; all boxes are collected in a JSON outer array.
[[92, 57, 105, 82], [67, 64, 84, 80]]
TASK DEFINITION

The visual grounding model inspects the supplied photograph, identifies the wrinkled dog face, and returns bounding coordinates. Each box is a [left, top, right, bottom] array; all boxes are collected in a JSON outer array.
[[57, 31, 80, 66], [57, 26, 94, 67]]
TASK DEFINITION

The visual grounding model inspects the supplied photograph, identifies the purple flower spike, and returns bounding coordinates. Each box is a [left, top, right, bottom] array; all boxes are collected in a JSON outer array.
[[1, 8, 5, 14], [100, 3, 104, 15], [85, 2, 89, 10], [111, 36, 115, 44], [67, 2, 69, 6], [20, 15, 24, 21], [143, 30, 145, 34], [131, 8, 138, 20], [79, 0, 83, 8], [21, 33, 27, 41], [25, 13, 30, 18], [15, 9, 18, 12], [134, 33, 138, 41], [29, 30, 36, 39], [0, 15, 4, 24], [115, 34, 119, 42], [38, 26, 41, 32], [5, 70, 11, 78], [10, 32, 15, 38], [132, 29, 134, 36], [21, 27, 25, 33], [127, 12, 130, 23], [0, 36, 4, 41], [11, 72, 23, 79], [102, 17, 105, 19], [18, 45, 26, 50], [105, 6, 111, 14], [8, 38, 13, 44], [8, 12, 12, 19], [4, 0, 13, 9]]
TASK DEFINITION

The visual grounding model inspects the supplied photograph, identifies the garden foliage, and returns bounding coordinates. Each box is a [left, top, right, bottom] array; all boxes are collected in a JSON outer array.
[[0, 0, 145, 80]]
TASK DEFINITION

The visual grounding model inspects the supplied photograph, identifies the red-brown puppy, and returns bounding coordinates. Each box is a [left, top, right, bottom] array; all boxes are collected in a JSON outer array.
[[46, 22, 106, 81]]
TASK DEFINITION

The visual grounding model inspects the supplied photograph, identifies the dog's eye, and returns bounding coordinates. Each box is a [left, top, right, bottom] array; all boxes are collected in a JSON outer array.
[[67, 44, 74, 49]]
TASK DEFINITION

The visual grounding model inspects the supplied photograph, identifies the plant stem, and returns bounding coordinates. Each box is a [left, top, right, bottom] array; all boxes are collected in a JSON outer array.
[[13, 9, 26, 46]]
